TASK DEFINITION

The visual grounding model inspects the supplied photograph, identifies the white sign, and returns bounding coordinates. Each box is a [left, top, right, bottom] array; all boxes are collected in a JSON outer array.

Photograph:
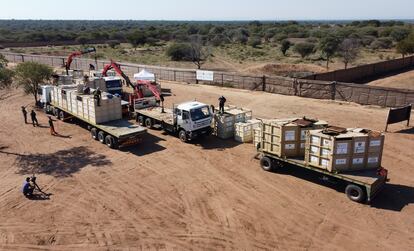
[[336, 159, 347, 165], [354, 142, 366, 154], [285, 130, 296, 141], [196, 70, 214, 81], [370, 140, 381, 147], [285, 144, 296, 150], [336, 142, 349, 154]]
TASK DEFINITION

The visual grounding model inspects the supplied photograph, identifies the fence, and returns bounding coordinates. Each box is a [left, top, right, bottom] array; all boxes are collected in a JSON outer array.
[[2, 52, 413, 108], [303, 55, 414, 83]]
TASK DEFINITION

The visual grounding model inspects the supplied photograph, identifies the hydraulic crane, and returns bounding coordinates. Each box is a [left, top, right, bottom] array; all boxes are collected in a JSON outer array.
[[65, 47, 96, 75]]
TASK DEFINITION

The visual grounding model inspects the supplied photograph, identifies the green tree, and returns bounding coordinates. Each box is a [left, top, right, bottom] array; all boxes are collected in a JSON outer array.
[[248, 36, 262, 48], [75, 36, 89, 45], [127, 31, 147, 50], [0, 68, 14, 90], [14, 62, 53, 105], [338, 38, 360, 69], [293, 42, 315, 58], [0, 54, 8, 68], [166, 43, 192, 61], [396, 35, 414, 57], [390, 27, 410, 42], [280, 40, 292, 56], [319, 35, 342, 69]]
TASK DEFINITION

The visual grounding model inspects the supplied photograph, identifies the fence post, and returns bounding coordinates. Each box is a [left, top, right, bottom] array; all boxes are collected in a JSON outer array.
[[331, 81, 337, 100], [173, 70, 176, 81], [262, 75, 266, 91], [62, 58, 65, 68], [21, 55, 24, 62]]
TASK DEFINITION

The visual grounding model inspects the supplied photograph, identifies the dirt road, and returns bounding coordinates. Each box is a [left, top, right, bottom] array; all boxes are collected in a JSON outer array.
[[0, 82, 413, 250]]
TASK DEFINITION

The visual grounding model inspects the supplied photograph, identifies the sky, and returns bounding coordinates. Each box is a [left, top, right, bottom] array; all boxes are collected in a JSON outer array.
[[0, 0, 413, 20]]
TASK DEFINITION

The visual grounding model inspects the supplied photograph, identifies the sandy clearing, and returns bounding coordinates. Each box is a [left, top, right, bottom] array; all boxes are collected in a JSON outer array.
[[367, 69, 414, 90], [0, 82, 413, 250]]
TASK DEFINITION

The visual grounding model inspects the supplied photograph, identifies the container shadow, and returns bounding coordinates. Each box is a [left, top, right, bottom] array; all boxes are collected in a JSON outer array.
[[193, 136, 242, 150], [370, 183, 414, 212], [122, 133, 166, 156], [13, 146, 112, 178], [393, 127, 414, 135]]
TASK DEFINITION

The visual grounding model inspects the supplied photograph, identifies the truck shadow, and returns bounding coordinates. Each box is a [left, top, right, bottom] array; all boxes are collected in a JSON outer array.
[[122, 133, 166, 156], [193, 136, 242, 150], [12, 146, 112, 178], [370, 183, 414, 212]]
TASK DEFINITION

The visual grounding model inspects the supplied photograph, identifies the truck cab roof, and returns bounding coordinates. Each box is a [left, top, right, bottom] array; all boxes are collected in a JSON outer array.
[[177, 101, 208, 111]]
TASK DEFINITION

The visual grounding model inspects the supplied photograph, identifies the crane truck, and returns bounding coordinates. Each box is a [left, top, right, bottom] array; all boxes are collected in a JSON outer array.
[[64, 47, 96, 75]]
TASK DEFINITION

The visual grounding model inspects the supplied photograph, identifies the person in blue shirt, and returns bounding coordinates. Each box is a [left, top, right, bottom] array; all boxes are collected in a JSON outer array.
[[22, 177, 34, 197]]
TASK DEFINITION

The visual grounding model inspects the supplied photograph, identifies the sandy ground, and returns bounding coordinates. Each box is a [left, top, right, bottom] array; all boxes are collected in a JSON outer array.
[[0, 82, 414, 250], [367, 69, 414, 90]]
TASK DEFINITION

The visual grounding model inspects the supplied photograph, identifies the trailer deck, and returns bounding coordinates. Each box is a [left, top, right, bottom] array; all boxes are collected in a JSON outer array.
[[137, 106, 174, 125]]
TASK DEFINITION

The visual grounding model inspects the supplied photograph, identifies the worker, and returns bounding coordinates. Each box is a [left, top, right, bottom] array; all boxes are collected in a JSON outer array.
[[22, 177, 34, 198], [30, 176, 44, 194], [218, 96, 226, 114], [30, 110, 39, 127], [21, 106, 28, 124], [94, 88, 102, 107], [48, 116, 57, 136]]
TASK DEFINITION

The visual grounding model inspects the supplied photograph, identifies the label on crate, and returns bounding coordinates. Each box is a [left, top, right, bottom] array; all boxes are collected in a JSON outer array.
[[336, 143, 349, 154], [353, 158, 364, 164], [310, 156, 319, 164], [301, 130, 306, 140], [370, 140, 381, 147], [321, 159, 329, 167], [368, 157, 379, 163], [321, 149, 330, 156], [311, 136, 320, 144], [322, 139, 331, 147], [336, 158, 347, 165], [285, 144, 296, 150], [285, 131, 296, 141], [354, 142, 366, 154], [300, 143, 305, 149], [311, 146, 319, 154]]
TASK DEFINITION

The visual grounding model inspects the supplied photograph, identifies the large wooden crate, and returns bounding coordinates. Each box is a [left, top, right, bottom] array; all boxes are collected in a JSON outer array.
[[262, 122, 300, 157]]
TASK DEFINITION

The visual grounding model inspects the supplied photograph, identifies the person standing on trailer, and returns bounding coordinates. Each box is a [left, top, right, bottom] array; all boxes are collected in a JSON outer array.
[[94, 88, 102, 107], [21, 106, 28, 124], [218, 96, 226, 114], [30, 110, 39, 127]]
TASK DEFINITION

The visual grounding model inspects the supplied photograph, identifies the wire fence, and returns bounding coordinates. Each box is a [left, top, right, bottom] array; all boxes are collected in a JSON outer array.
[[2, 52, 413, 108]]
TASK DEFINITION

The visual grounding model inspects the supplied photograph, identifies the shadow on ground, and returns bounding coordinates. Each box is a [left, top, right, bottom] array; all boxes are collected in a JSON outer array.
[[394, 127, 414, 135], [193, 136, 242, 150], [122, 133, 166, 156], [370, 183, 414, 212], [12, 146, 112, 178]]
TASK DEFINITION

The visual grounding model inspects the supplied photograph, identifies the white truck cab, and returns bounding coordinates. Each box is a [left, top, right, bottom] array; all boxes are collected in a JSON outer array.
[[89, 70, 122, 95], [174, 101, 213, 141]]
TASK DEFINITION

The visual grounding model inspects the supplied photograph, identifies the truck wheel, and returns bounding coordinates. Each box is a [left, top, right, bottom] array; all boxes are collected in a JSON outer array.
[[178, 130, 187, 142], [345, 184, 366, 203], [260, 156, 273, 172], [145, 118, 153, 128], [137, 116, 144, 126], [98, 131, 106, 143], [105, 135, 118, 149], [90, 128, 98, 140], [59, 111, 65, 121], [45, 104, 52, 114]]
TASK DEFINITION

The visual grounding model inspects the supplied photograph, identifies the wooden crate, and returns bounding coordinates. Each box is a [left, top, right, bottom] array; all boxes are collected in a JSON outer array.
[[261, 122, 299, 157]]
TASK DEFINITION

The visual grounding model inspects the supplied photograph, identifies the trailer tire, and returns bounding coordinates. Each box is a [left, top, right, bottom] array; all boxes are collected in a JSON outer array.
[[45, 104, 52, 114], [178, 130, 187, 142], [98, 131, 106, 143], [145, 118, 153, 128], [105, 135, 118, 149], [59, 111, 65, 121], [90, 128, 98, 140], [260, 156, 273, 171], [345, 184, 366, 203], [137, 115, 144, 126]]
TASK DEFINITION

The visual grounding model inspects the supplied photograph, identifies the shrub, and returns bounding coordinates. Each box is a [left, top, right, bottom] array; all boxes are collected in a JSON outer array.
[[293, 42, 315, 58], [248, 36, 262, 48], [166, 43, 192, 61]]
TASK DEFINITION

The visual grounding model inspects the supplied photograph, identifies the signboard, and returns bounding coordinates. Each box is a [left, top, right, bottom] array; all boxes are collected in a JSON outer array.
[[196, 70, 214, 81], [385, 104, 412, 131]]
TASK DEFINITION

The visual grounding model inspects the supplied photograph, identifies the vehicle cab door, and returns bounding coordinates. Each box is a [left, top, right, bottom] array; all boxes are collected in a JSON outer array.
[[177, 109, 191, 131]]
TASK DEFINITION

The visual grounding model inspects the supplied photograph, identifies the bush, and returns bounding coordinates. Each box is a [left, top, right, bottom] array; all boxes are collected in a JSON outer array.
[[390, 27, 411, 42], [107, 40, 120, 49], [293, 42, 315, 58], [166, 43, 192, 61], [370, 38, 393, 50], [248, 36, 262, 48]]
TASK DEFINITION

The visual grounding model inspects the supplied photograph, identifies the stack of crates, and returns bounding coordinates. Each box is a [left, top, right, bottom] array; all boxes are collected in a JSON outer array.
[[214, 106, 253, 139], [234, 119, 261, 143], [305, 127, 385, 173]]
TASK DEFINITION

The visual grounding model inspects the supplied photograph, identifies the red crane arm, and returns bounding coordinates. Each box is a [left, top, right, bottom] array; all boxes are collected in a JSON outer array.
[[65, 47, 96, 71]]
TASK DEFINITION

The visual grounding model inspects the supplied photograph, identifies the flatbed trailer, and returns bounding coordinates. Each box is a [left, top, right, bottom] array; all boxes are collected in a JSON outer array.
[[258, 151, 388, 203], [49, 102, 147, 149]]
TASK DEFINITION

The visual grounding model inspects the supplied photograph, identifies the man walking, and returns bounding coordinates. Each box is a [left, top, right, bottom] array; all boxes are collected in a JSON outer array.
[[218, 96, 227, 114], [30, 110, 39, 127], [48, 116, 57, 136], [21, 106, 28, 124]]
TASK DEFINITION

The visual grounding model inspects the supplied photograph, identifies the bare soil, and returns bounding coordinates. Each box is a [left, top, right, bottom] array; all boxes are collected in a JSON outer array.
[[0, 82, 413, 250], [367, 69, 414, 90]]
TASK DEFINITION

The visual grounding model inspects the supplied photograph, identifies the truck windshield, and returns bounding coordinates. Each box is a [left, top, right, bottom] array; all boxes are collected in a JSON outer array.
[[106, 80, 122, 88], [190, 106, 210, 121]]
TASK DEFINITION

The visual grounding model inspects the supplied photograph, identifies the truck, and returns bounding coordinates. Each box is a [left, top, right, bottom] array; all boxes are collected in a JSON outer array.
[[257, 145, 388, 203], [40, 85, 147, 149], [135, 101, 213, 142]]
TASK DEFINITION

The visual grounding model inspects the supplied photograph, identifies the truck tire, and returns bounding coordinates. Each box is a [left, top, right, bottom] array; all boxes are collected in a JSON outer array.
[[137, 115, 144, 126], [145, 118, 153, 128], [178, 130, 187, 142], [90, 128, 98, 140], [59, 111, 65, 121], [105, 135, 118, 149], [260, 156, 273, 172], [45, 104, 52, 114], [345, 184, 366, 203], [98, 131, 106, 143]]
